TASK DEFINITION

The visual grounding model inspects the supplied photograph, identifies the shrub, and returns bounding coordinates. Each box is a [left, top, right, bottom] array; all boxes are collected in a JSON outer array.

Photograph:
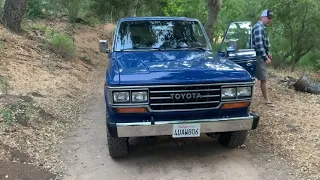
[[25, 0, 44, 19], [49, 32, 75, 59], [82, 14, 101, 27], [0, 100, 35, 125], [0, 104, 15, 124]]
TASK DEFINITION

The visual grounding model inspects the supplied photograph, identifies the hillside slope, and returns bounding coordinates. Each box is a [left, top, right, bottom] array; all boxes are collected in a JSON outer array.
[[0, 20, 115, 179]]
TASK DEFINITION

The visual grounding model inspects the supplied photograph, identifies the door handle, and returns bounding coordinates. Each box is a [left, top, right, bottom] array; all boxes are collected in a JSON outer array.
[[246, 62, 252, 66]]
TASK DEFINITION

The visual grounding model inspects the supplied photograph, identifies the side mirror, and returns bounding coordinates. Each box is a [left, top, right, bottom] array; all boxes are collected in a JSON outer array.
[[226, 39, 238, 56], [99, 40, 110, 53]]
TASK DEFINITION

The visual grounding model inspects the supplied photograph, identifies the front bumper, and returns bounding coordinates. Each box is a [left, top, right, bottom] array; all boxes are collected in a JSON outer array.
[[107, 113, 259, 138]]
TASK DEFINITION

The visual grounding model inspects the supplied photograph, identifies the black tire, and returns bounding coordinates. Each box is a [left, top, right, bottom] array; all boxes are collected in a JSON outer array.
[[218, 130, 248, 148], [107, 131, 129, 158]]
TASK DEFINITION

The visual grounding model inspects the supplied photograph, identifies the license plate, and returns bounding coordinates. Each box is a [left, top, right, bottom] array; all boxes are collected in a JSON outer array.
[[172, 124, 201, 138]]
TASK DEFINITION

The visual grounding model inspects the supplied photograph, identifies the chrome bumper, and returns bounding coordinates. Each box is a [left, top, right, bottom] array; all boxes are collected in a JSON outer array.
[[109, 114, 259, 138]]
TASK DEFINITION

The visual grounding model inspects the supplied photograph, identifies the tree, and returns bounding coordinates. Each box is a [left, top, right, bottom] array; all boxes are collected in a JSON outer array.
[[163, 0, 208, 23], [1, 0, 29, 33], [263, 0, 320, 71], [204, 0, 222, 43]]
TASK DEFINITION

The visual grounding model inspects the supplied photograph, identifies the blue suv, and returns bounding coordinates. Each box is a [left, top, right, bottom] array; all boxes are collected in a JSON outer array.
[[99, 16, 260, 158]]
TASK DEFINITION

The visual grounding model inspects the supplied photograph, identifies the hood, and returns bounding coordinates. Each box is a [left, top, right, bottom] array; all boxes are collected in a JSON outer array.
[[114, 50, 252, 85]]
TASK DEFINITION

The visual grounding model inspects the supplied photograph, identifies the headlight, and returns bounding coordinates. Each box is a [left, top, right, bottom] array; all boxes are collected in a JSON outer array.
[[113, 91, 130, 103], [132, 91, 148, 103], [222, 88, 237, 98], [237, 87, 252, 97]]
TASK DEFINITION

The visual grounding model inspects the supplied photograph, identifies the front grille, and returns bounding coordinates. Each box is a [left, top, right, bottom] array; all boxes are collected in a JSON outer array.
[[149, 84, 221, 111]]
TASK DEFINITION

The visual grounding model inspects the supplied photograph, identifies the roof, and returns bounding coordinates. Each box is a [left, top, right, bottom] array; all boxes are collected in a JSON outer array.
[[118, 16, 199, 22]]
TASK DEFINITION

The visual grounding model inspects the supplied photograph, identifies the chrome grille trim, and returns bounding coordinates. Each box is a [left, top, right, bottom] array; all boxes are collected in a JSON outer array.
[[150, 100, 220, 106], [150, 97, 172, 100], [149, 89, 220, 93], [201, 94, 220, 98], [149, 84, 222, 111], [150, 94, 220, 100]]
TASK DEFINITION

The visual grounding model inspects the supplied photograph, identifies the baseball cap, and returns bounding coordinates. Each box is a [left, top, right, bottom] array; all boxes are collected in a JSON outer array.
[[261, 9, 273, 19]]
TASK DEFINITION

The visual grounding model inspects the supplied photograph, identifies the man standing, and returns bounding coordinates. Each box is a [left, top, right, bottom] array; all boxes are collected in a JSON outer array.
[[252, 9, 274, 106]]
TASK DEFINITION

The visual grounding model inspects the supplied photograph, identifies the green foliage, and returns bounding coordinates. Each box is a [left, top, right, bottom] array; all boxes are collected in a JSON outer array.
[[90, 0, 166, 22], [163, 0, 207, 23], [64, 0, 82, 23], [80, 55, 92, 64], [83, 15, 100, 26], [0, 0, 4, 8], [162, 0, 256, 50], [89, 0, 111, 21], [25, 0, 44, 19], [17, 0, 320, 72], [299, 49, 320, 72], [0, 104, 15, 124], [25, 0, 92, 21], [0, 100, 35, 125], [262, 0, 320, 71], [25, 0, 60, 19], [49, 32, 75, 59]]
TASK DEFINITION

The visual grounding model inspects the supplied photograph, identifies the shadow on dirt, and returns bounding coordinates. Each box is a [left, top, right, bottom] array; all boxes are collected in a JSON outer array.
[[116, 135, 239, 161]]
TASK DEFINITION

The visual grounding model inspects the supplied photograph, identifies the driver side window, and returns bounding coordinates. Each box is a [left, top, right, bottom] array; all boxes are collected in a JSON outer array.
[[220, 22, 252, 52]]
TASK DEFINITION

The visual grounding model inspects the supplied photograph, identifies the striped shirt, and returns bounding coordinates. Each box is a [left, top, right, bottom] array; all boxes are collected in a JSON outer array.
[[252, 21, 270, 61]]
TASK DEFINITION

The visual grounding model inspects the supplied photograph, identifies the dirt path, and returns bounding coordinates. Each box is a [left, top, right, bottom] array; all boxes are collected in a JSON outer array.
[[60, 86, 297, 180]]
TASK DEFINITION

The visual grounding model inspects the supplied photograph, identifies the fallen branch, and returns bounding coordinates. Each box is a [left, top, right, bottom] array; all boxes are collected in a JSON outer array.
[[293, 74, 320, 94], [278, 76, 298, 88]]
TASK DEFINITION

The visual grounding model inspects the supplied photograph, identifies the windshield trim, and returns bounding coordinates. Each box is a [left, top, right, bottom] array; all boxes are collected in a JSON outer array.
[[112, 19, 213, 52]]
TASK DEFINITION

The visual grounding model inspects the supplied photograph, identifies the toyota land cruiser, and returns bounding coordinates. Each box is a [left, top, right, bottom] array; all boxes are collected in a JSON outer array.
[[99, 16, 260, 158]]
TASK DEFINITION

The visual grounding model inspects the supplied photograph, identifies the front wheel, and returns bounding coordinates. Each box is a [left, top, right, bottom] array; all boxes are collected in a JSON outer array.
[[218, 130, 248, 148], [107, 131, 129, 158]]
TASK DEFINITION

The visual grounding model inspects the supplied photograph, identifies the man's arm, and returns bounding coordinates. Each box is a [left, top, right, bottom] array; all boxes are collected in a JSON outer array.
[[253, 26, 268, 61]]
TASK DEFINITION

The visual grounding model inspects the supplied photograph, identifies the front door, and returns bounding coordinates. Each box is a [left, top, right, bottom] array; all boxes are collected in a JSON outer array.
[[217, 21, 257, 78]]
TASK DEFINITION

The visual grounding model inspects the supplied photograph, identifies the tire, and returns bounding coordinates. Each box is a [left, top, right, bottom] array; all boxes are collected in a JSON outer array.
[[218, 130, 248, 148], [107, 130, 129, 158]]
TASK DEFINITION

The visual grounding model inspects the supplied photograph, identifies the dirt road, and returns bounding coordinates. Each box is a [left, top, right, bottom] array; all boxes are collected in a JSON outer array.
[[61, 87, 297, 180]]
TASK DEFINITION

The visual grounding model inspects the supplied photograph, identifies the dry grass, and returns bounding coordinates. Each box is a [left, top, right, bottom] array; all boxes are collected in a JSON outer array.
[[0, 20, 115, 174], [249, 68, 320, 179]]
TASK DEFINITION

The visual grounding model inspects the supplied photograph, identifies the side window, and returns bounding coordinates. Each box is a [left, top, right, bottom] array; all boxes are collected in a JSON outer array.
[[220, 22, 252, 52]]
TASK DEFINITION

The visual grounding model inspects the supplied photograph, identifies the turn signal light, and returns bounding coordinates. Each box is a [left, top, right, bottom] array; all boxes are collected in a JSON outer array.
[[221, 102, 249, 109], [116, 107, 148, 113]]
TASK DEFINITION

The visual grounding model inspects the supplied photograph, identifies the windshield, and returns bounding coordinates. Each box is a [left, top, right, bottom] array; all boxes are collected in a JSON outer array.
[[114, 20, 210, 51]]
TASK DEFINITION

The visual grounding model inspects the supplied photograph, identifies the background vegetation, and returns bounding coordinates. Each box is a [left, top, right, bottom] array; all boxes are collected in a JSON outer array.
[[0, 0, 319, 72]]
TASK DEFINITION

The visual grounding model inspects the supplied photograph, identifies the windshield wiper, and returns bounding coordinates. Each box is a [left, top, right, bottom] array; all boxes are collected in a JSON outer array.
[[187, 47, 208, 51], [121, 47, 161, 51], [169, 46, 208, 51]]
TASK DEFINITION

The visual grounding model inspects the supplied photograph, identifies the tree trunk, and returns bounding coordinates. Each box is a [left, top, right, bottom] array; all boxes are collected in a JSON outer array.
[[1, 0, 29, 33], [204, 0, 222, 44], [293, 74, 320, 94], [290, 46, 313, 72]]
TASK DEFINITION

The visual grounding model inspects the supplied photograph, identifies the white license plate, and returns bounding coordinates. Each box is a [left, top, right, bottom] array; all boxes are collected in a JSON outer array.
[[172, 124, 201, 138]]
